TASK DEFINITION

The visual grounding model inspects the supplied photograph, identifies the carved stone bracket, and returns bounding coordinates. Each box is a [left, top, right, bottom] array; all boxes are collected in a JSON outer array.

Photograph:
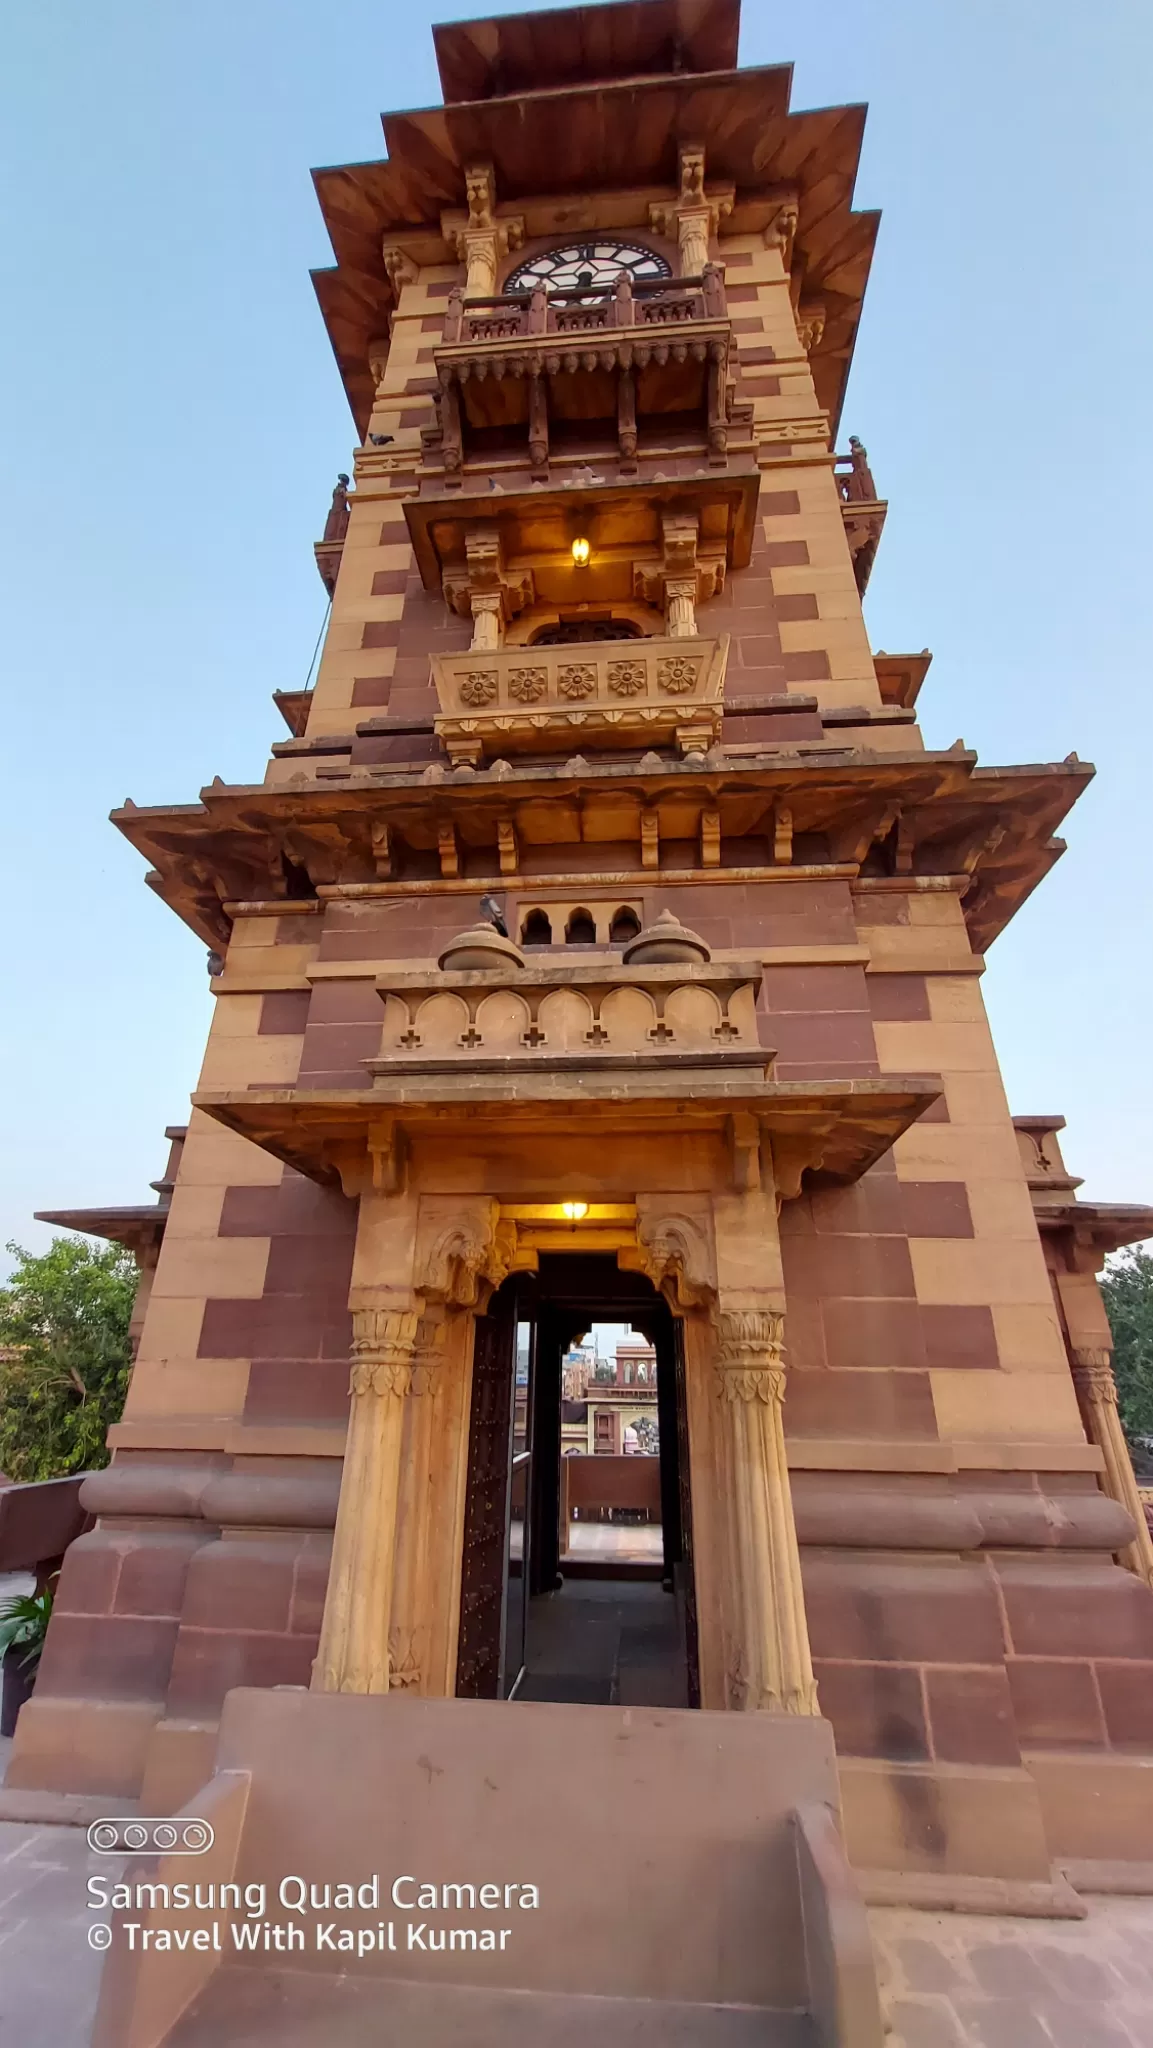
[[762, 193, 800, 276], [649, 147, 734, 275], [442, 525, 535, 649], [441, 162, 524, 298], [414, 1196, 519, 1310], [620, 1200, 717, 1310], [796, 302, 826, 354], [1071, 1349, 1153, 1586], [632, 510, 726, 634], [382, 244, 420, 294]]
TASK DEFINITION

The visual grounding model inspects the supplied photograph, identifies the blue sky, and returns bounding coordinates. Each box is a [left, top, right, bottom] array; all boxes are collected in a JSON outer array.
[[2, 0, 1151, 1261]]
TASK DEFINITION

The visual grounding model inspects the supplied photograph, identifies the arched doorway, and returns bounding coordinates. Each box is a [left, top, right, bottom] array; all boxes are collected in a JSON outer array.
[[455, 1254, 699, 1709]]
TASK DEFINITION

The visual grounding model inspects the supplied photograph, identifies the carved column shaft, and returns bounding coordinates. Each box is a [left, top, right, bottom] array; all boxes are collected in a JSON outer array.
[[1073, 1353, 1153, 1587], [312, 1308, 419, 1694], [388, 1318, 447, 1690], [665, 577, 698, 638], [470, 591, 503, 650], [716, 1310, 818, 1715]]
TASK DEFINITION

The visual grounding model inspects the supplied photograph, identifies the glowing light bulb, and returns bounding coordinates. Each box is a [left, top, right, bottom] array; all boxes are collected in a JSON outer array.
[[561, 1201, 589, 1222], [571, 537, 591, 567]]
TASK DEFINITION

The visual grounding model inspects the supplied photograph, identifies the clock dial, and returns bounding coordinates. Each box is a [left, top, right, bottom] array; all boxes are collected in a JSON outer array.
[[505, 241, 670, 298]]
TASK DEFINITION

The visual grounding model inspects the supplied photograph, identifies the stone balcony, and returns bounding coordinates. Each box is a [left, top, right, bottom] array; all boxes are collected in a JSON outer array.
[[430, 270, 734, 474], [430, 631, 730, 764]]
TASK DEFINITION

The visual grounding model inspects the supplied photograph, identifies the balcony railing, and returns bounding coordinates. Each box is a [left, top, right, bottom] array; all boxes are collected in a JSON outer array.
[[443, 269, 728, 346], [430, 631, 730, 764], [431, 271, 733, 476]]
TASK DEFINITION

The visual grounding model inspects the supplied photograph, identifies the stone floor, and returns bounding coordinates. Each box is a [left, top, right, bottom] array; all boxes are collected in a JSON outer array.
[[0, 1802, 1151, 2045], [870, 1899, 1153, 2048], [517, 1576, 687, 1706], [562, 1522, 665, 1562], [0, 1817, 124, 2047]]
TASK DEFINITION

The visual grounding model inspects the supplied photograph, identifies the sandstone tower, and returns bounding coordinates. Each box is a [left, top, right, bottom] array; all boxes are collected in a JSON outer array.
[[16, 6, 1153, 2016]]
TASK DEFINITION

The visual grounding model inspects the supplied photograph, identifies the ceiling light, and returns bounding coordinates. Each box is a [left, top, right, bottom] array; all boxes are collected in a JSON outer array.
[[571, 537, 591, 567], [561, 1201, 589, 1221]]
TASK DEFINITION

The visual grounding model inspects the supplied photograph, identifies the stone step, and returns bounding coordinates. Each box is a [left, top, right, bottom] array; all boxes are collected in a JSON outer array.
[[166, 1968, 816, 2047]]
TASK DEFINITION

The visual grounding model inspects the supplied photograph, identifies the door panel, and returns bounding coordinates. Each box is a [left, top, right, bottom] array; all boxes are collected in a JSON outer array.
[[672, 1318, 701, 1709], [455, 1297, 517, 1698]]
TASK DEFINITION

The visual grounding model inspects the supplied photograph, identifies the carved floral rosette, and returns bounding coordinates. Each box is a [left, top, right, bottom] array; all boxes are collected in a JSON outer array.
[[557, 663, 597, 700], [657, 655, 702, 695]]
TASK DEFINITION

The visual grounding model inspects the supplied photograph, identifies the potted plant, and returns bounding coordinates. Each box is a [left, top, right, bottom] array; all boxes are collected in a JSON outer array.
[[0, 1582, 54, 1738]]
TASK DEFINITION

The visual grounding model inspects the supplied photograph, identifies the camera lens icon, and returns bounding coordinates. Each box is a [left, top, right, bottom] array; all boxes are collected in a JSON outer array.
[[87, 1817, 216, 1856]]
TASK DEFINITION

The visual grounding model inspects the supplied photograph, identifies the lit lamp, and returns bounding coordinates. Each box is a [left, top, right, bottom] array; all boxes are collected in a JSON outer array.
[[571, 536, 591, 567], [561, 1201, 589, 1222]]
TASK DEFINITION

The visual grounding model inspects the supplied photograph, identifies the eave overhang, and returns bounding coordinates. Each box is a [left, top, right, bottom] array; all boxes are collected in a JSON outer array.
[[312, 64, 878, 438], [433, 0, 741, 104], [1031, 1200, 1153, 1257], [193, 1073, 941, 1198], [34, 1205, 168, 1255], [112, 752, 1092, 956]]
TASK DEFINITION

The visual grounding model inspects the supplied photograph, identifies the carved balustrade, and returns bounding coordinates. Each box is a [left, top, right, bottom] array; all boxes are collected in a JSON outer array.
[[430, 631, 729, 763], [370, 957, 762, 1076], [433, 270, 732, 473]]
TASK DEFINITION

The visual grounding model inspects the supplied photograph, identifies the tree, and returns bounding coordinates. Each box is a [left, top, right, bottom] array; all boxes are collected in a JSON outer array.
[[0, 1238, 138, 1482], [1100, 1247, 1153, 1445]]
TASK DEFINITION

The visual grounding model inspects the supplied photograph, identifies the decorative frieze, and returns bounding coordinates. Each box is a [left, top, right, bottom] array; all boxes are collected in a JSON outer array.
[[430, 632, 729, 763]]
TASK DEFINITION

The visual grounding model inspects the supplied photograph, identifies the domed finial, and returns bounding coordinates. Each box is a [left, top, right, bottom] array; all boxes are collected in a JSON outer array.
[[622, 907, 711, 965]]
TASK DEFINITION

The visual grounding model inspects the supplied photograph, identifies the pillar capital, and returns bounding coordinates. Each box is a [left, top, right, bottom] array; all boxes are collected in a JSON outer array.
[[1072, 1350, 1118, 1402], [349, 1306, 420, 1397], [715, 1307, 786, 1402], [648, 146, 734, 275]]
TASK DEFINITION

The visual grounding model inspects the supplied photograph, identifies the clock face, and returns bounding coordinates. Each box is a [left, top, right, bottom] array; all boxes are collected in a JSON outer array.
[[505, 241, 670, 297]]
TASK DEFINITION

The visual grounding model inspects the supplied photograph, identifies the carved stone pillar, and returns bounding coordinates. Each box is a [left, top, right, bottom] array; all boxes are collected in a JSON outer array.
[[715, 1308, 818, 1715], [1072, 1352, 1153, 1587], [469, 591, 503, 651], [665, 577, 698, 638], [388, 1315, 448, 1691], [312, 1307, 420, 1694], [441, 163, 524, 301]]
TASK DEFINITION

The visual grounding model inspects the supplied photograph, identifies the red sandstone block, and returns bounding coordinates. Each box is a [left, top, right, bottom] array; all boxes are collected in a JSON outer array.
[[218, 1177, 355, 1240], [782, 1232, 916, 1299], [899, 1183, 974, 1239], [856, 896, 911, 927], [275, 915, 320, 946], [818, 1299, 928, 1372], [36, 1614, 179, 1703], [801, 1556, 1006, 1665], [242, 1357, 352, 1422], [361, 620, 401, 649], [783, 649, 833, 682], [1006, 1658, 1107, 1748], [764, 541, 810, 567], [350, 675, 392, 708], [919, 1306, 999, 1369], [776, 592, 820, 621], [259, 989, 311, 1035], [180, 1538, 300, 1635], [764, 1013, 878, 1068], [289, 1537, 335, 1637], [809, 1170, 905, 1235], [784, 1368, 937, 1439], [812, 1660, 929, 1761], [994, 1560, 1153, 1661], [54, 1531, 126, 1618], [1094, 1661, 1153, 1749], [759, 490, 801, 514], [725, 283, 762, 303], [779, 1294, 827, 1370], [761, 964, 871, 1013], [113, 1533, 210, 1621], [868, 974, 928, 1020], [165, 1627, 316, 1719], [370, 568, 411, 596], [924, 1666, 1021, 1766], [263, 1234, 355, 1299]]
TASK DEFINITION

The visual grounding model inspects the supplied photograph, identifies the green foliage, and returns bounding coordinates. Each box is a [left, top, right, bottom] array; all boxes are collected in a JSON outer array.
[[0, 1584, 54, 1674], [1101, 1246, 1153, 1444], [0, 1238, 138, 1481]]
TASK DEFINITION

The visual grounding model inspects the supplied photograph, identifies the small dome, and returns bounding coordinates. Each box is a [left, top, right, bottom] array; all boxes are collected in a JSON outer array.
[[438, 923, 526, 972], [621, 908, 711, 965]]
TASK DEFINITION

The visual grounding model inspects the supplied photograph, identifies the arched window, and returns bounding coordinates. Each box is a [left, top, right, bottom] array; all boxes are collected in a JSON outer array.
[[529, 617, 643, 646], [520, 908, 552, 946], [565, 908, 596, 945], [609, 906, 641, 944]]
